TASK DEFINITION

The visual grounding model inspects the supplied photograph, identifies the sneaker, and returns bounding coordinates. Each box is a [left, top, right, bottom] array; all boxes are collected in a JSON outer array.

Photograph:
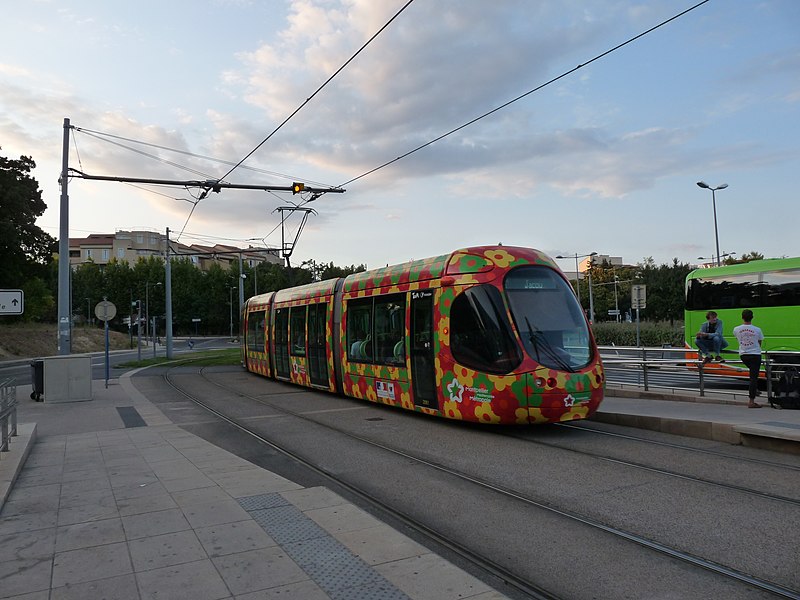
[[715, 355, 725, 363], [702, 356, 712, 364]]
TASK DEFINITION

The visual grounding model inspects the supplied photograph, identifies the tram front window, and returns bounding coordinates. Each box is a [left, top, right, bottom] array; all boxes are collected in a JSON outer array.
[[450, 285, 522, 374], [505, 266, 592, 372]]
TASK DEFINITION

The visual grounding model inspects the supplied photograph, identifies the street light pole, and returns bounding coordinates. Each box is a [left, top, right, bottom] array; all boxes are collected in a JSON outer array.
[[556, 251, 597, 318], [696, 181, 728, 267], [229, 287, 235, 341]]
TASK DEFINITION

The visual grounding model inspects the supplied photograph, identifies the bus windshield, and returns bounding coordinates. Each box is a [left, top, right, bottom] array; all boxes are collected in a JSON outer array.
[[504, 266, 592, 371]]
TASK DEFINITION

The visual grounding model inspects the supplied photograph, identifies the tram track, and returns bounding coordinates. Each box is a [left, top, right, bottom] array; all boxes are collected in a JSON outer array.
[[161, 365, 800, 599], [161, 366, 558, 600], [501, 431, 800, 508], [555, 421, 800, 472]]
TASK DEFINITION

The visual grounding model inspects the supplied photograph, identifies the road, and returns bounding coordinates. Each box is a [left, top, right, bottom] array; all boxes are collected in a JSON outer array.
[[0, 337, 235, 388]]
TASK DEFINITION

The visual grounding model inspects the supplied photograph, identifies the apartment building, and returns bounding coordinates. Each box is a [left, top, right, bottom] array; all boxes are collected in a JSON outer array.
[[68, 229, 281, 271]]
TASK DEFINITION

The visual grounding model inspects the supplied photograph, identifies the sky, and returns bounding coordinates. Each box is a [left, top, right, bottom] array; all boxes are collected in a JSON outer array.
[[1, 0, 799, 273]]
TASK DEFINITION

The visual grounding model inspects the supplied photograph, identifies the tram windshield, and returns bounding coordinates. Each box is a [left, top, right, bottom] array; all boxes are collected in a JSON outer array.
[[504, 266, 592, 372]]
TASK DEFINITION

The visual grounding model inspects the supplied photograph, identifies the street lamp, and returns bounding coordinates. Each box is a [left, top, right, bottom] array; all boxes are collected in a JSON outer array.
[[698, 251, 736, 265], [696, 181, 728, 267], [556, 252, 597, 317]]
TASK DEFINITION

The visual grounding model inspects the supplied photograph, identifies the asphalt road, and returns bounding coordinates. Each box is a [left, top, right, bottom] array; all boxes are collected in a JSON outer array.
[[0, 336, 235, 388]]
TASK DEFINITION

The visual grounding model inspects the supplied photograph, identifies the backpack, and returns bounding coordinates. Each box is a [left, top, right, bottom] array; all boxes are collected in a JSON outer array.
[[770, 366, 800, 409]]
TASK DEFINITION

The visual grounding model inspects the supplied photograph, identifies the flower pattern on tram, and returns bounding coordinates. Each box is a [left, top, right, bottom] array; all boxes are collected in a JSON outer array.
[[442, 400, 463, 420], [483, 248, 516, 268], [242, 245, 604, 426], [452, 364, 474, 388], [474, 402, 501, 424]]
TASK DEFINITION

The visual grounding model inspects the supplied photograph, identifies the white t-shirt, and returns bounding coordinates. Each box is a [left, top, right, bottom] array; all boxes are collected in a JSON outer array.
[[733, 323, 764, 355]]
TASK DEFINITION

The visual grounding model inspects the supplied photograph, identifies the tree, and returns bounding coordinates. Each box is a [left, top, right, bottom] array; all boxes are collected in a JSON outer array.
[[0, 149, 57, 287]]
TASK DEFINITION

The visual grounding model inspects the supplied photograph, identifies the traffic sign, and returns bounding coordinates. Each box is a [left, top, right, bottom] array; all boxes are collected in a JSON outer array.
[[95, 300, 117, 322], [0, 289, 24, 315], [608, 309, 620, 316], [631, 284, 647, 309]]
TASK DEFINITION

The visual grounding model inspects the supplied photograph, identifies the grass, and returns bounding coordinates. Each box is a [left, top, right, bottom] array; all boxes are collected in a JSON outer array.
[[118, 348, 241, 369]]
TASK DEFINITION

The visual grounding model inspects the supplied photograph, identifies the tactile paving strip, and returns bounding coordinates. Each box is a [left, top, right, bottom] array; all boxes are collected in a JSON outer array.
[[238, 493, 410, 600]]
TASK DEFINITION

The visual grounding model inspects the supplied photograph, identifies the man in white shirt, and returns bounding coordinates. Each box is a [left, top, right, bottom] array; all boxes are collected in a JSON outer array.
[[733, 309, 764, 408]]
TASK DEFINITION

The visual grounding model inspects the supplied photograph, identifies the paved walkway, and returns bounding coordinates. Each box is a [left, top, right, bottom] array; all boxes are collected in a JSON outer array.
[[0, 375, 506, 600], [2, 373, 800, 600]]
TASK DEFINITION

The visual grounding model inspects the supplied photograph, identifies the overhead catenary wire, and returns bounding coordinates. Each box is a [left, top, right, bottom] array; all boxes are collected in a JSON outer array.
[[72, 126, 333, 188], [216, 0, 417, 184], [338, 0, 712, 188]]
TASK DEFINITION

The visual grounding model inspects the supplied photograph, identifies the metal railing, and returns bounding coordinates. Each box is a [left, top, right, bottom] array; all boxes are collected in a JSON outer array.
[[599, 345, 800, 399], [1, 377, 18, 456]]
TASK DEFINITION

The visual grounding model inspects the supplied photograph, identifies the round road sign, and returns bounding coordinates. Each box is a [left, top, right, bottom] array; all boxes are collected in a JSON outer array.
[[95, 300, 117, 322]]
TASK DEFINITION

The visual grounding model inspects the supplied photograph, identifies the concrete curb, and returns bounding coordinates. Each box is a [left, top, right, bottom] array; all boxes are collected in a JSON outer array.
[[0, 422, 37, 512]]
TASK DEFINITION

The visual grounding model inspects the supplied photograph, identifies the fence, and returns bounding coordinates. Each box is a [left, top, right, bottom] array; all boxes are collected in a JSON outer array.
[[599, 345, 800, 399], [0, 377, 17, 456]]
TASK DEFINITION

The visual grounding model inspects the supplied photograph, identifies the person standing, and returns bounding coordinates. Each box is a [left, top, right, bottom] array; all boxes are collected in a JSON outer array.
[[733, 309, 764, 408]]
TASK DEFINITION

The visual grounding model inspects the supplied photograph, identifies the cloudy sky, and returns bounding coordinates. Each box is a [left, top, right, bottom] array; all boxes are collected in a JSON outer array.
[[1, 0, 798, 271]]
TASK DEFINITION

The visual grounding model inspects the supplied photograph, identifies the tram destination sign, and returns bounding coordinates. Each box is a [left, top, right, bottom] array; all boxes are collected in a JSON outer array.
[[0, 289, 24, 315]]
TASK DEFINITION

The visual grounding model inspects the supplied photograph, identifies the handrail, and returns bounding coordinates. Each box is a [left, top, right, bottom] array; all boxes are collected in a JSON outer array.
[[0, 377, 18, 455], [598, 346, 800, 398]]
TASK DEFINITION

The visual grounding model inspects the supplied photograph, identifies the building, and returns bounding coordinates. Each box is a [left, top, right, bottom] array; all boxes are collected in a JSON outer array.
[[68, 229, 281, 271]]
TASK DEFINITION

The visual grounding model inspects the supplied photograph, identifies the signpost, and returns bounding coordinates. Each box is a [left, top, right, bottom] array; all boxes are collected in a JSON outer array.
[[0, 290, 24, 315], [631, 285, 647, 347], [95, 299, 117, 388]]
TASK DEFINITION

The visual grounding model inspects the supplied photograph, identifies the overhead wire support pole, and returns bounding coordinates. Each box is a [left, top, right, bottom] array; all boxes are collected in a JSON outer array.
[[57, 118, 72, 354], [67, 170, 345, 195], [276, 207, 316, 267]]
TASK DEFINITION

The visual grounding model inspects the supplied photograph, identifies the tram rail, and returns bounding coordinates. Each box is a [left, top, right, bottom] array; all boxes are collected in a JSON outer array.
[[159, 364, 800, 599]]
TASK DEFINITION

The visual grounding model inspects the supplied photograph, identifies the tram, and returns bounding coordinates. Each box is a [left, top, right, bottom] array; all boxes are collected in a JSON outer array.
[[241, 245, 604, 425]]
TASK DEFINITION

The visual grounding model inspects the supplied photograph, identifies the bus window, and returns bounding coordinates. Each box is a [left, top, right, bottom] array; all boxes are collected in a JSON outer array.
[[761, 269, 800, 307]]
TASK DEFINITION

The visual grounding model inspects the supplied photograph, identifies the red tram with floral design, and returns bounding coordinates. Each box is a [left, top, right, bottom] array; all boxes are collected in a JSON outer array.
[[241, 245, 604, 425]]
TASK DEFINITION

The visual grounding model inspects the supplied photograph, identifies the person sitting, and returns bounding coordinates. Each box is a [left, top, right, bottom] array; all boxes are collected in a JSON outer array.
[[696, 310, 728, 363]]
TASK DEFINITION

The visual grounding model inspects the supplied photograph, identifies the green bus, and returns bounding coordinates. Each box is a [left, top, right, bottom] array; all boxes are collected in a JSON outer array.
[[685, 257, 800, 354]]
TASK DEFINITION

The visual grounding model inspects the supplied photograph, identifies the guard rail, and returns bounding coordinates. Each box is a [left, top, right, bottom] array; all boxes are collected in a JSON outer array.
[[598, 346, 800, 399], [1, 377, 17, 456]]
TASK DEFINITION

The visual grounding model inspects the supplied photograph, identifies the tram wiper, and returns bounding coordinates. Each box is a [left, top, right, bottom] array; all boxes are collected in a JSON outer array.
[[525, 317, 575, 372]]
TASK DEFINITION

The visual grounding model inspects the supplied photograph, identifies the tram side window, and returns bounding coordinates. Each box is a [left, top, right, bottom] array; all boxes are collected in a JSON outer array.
[[290, 307, 306, 356], [450, 285, 521, 374], [347, 299, 373, 362], [374, 295, 405, 366], [247, 310, 266, 353]]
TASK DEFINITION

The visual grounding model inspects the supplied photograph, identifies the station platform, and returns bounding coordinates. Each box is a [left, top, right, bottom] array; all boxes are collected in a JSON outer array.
[[598, 386, 800, 454], [2, 375, 800, 600]]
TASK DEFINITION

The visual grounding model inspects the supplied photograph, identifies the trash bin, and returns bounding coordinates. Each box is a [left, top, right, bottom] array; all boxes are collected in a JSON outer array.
[[30, 359, 44, 401]]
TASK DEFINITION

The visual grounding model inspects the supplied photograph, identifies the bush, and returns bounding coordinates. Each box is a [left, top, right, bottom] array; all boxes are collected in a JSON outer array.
[[591, 321, 685, 347]]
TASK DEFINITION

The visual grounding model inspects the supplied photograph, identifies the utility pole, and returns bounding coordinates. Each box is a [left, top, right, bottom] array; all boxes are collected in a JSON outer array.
[[165, 227, 174, 359], [57, 118, 71, 354]]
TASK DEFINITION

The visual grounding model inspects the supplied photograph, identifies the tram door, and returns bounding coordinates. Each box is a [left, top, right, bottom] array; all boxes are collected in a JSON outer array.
[[307, 302, 328, 387], [410, 291, 437, 409], [274, 308, 290, 379]]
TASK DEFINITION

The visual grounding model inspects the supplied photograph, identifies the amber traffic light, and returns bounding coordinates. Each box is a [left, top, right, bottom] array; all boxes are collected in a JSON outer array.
[[292, 182, 304, 194]]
